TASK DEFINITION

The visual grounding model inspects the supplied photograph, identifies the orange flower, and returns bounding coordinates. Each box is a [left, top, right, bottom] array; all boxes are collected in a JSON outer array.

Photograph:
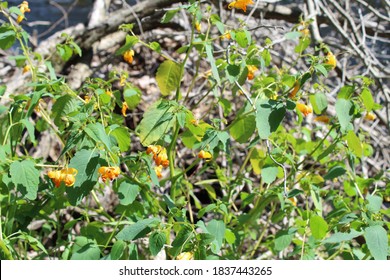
[[17, 1, 30, 23], [147, 145, 169, 167], [314, 115, 330, 124], [364, 112, 376, 121], [221, 32, 231, 40], [296, 102, 312, 117], [48, 168, 78, 187], [300, 28, 310, 37], [98, 166, 120, 182], [22, 65, 30, 74], [84, 95, 91, 103], [147, 145, 162, 155], [247, 65, 258, 80], [122, 101, 128, 117], [288, 82, 300, 98], [123, 50, 134, 64], [228, 0, 254, 12], [154, 165, 163, 178], [198, 150, 212, 161], [288, 197, 297, 207], [325, 51, 337, 69]]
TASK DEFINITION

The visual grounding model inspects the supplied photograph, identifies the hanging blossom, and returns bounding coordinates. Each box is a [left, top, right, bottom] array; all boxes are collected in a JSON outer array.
[[198, 150, 212, 161], [296, 102, 313, 117], [247, 65, 258, 80], [364, 112, 376, 121], [48, 168, 78, 187], [122, 101, 128, 117], [17, 1, 30, 23], [325, 51, 337, 69], [147, 145, 170, 167], [228, 0, 254, 12], [123, 50, 134, 64], [98, 166, 121, 182], [314, 115, 330, 124]]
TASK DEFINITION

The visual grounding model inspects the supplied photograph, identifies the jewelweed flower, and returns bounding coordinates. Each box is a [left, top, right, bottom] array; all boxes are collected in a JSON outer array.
[[147, 145, 169, 168], [98, 166, 121, 182], [176, 252, 194, 260], [198, 150, 212, 161], [220, 32, 231, 40], [228, 0, 254, 12], [288, 197, 297, 207], [288, 82, 300, 98], [48, 168, 78, 187], [119, 75, 126, 86], [22, 65, 30, 74], [247, 65, 258, 80], [364, 112, 376, 121], [325, 51, 337, 69], [296, 103, 312, 117], [123, 49, 134, 64], [154, 165, 163, 178], [122, 101, 128, 117], [314, 115, 330, 124], [195, 21, 201, 32], [17, 1, 30, 23]]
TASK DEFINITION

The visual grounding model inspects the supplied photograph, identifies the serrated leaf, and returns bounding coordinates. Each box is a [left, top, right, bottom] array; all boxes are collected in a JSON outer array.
[[67, 149, 100, 205], [205, 43, 221, 85], [324, 166, 346, 180], [10, 160, 39, 200], [364, 225, 388, 260], [322, 229, 362, 243], [51, 94, 78, 128], [156, 60, 181, 96], [335, 99, 354, 132], [0, 26, 16, 50], [111, 127, 131, 152], [346, 130, 363, 158], [255, 100, 286, 139], [261, 166, 278, 184], [310, 215, 328, 240], [84, 122, 112, 152], [71, 237, 100, 260], [360, 88, 375, 112], [310, 93, 328, 114], [117, 218, 160, 241], [230, 114, 256, 143], [137, 100, 176, 146], [118, 181, 139, 206], [110, 240, 126, 260], [149, 231, 166, 256]]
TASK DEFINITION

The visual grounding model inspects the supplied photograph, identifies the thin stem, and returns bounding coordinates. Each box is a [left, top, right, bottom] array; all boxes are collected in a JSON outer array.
[[266, 139, 288, 197]]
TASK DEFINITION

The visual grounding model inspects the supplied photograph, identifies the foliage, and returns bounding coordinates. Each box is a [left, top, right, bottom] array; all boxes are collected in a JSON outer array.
[[0, 0, 388, 260]]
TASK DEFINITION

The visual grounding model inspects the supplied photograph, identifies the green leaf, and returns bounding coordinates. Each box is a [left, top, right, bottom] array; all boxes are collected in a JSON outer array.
[[156, 60, 181, 96], [20, 119, 36, 145], [262, 166, 278, 184], [0, 85, 6, 97], [322, 229, 362, 243], [0, 26, 16, 50], [10, 160, 39, 200], [335, 99, 354, 132], [205, 219, 226, 254], [230, 115, 255, 143], [123, 86, 141, 110], [198, 203, 216, 218], [51, 94, 78, 128], [310, 93, 328, 114], [170, 226, 193, 257], [118, 181, 139, 206], [71, 237, 100, 260], [235, 30, 250, 48], [111, 127, 131, 152], [364, 225, 388, 260], [116, 218, 160, 241], [309, 215, 328, 240], [110, 240, 126, 260], [338, 85, 354, 99], [205, 43, 221, 85], [84, 122, 112, 152], [115, 35, 139, 55], [314, 64, 328, 76], [366, 195, 383, 213], [284, 31, 302, 40], [255, 100, 286, 139], [274, 228, 296, 251], [56, 44, 73, 61], [360, 87, 375, 112], [224, 229, 236, 245], [324, 166, 346, 180], [294, 37, 310, 53], [346, 130, 363, 158], [161, 9, 179, 23], [149, 41, 161, 53], [137, 100, 176, 146], [149, 231, 166, 256], [67, 149, 101, 205], [69, 41, 82, 57]]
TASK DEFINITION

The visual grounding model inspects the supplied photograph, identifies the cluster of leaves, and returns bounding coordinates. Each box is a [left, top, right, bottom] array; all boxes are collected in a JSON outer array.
[[0, 0, 389, 260]]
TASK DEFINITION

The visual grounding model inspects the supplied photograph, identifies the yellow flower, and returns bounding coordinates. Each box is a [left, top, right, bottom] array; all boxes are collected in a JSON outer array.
[[84, 95, 91, 103], [247, 65, 258, 80], [16, 1, 30, 23], [147, 145, 169, 167], [220, 32, 231, 40], [364, 112, 376, 121], [288, 197, 297, 207], [300, 28, 310, 37], [98, 166, 120, 182], [154, 165, 163, 178], [296, 102, 312, 117], [195, 21, 202, 32], [122, 101, 128, 117], [22, 65, 30, 74], [314, 115, 330, 124], [288, 82, 300, 98], [325, 51, 337, 69], [48, 168, 78, 187], [198, 150, 212, 161], [123, 49, 134, 64], [228, 0, 254, 12], [105, 90, 112, 96], [176, 252, 194, 260], [119, 75, 126, 87]]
